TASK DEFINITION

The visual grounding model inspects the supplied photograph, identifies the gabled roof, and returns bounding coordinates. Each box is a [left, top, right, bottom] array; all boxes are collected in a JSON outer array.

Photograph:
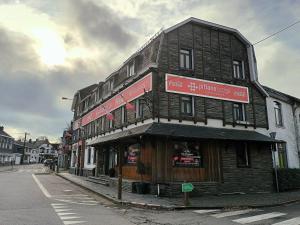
[[71, 83, 98, 110], [0, 127, 13, 138], [263, 85, 300, 104]]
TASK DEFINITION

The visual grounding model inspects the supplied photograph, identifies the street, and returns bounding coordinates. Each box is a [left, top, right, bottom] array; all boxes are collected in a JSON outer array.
[[1, 164, 300, 225]]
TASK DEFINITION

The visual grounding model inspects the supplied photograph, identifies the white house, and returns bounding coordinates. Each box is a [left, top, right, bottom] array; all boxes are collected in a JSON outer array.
[[0, 126, 14, 165]]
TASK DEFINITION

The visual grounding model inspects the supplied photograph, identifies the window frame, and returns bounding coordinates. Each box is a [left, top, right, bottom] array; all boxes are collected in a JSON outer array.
[[179, 49, 193, 70], [127, 61, 135, 77], [233, 103, 246, 122], [236, 142, 251, 168], [121, 106, 127, 124], [180, 95, 194, 117], [135, 99, 144, 119], [87, 147, 91, 164], [274, 101, 283, 127], [233, 60, 245, 79]]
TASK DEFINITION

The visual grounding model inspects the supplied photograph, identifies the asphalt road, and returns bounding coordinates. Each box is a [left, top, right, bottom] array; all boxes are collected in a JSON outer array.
[[1, 164, 300, 225]]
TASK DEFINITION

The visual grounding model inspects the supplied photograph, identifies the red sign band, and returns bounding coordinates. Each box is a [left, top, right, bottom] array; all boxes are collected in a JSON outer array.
[[165, 74, 249, 103], [81, 73, 152, 126]]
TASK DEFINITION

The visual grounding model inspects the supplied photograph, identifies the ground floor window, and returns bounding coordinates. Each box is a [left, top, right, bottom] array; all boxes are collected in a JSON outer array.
[[171, 141, 203, 167], [277, 142, 288, 168], [124, 143, 140, 165], [236, 142, 250, 168]]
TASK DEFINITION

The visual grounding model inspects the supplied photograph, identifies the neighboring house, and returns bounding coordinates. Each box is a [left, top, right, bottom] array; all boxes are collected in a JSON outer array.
[[13, 140, 34, 164], [69, 17, 278, 196], [58, 129, 72, 169], [0, 126, 14, 165], [258, 86, 300, 169]]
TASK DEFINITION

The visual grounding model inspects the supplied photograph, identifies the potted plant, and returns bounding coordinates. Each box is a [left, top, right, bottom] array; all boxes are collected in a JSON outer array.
[[136, 161, 148, 194]]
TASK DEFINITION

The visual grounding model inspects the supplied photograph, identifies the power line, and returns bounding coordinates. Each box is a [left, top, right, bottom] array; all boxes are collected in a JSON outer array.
[[253, 19, 300, 45]]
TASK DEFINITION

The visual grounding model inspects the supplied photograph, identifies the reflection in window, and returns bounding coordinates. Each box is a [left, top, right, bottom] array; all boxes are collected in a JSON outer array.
[[124, 143, 140, 165], [172, 141, 203, 167]]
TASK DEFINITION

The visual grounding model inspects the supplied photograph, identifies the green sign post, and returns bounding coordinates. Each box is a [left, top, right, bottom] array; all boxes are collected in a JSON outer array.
[[182, 183, 194, 192], [182, 182, 194, 206]]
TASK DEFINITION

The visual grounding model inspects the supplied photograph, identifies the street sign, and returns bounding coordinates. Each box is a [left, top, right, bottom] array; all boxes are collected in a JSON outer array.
[[182, 183, 194, 192]]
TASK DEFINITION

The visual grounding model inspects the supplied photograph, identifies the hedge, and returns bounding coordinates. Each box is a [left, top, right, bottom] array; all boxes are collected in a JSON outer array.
[[277, 168, 300, 192]]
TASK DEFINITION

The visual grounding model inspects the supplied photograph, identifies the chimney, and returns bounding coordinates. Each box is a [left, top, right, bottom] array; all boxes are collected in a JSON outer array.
[[0, 126, 3, 131]]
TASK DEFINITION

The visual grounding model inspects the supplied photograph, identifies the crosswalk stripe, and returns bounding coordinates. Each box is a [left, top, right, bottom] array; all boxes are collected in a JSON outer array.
[[51, 203, 66, 206], [55, 209, 73, 212], [193, 209, 220, 214], [213, 209, 261, 218], [63, 221, 86, 225], [60, 216, 81, 220], [58, 213, 77, 216], [233, 212, 287, 224], [53, 206, 69, 209], [272, 217, 300, 225]]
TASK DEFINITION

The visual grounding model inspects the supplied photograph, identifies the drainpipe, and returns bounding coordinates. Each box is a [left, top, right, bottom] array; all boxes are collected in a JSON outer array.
[[292, 102, 300, 167]]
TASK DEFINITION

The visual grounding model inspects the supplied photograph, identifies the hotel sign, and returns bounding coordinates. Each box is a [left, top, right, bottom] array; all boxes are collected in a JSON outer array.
[[165, 74, 249, 103], [81, 73, 152, 126]]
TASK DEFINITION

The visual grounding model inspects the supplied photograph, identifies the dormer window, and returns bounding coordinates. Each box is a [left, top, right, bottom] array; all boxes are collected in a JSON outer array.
[[127, 61, 135, 77], [233, 60, 245, 79]]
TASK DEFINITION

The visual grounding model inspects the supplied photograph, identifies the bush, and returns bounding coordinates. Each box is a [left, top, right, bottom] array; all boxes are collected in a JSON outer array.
[[277, 168, 300, 191]]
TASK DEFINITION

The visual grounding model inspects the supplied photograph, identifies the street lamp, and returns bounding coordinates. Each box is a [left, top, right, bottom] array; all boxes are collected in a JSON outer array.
[[61, 97, 73, 100], [269, 132, 279, 192]]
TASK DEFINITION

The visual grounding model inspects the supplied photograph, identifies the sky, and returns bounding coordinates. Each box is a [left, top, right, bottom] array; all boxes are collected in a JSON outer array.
[[0, 0, 299, 142]]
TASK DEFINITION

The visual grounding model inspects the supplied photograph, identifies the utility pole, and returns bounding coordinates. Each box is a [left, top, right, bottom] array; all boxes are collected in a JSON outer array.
[[21, 132, 29, 164]]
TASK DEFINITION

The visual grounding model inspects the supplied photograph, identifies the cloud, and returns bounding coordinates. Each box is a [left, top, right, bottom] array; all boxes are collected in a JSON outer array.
[[67, 0, 135, 49]]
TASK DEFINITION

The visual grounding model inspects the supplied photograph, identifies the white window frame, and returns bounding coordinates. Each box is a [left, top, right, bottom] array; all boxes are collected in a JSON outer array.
[[233, 60, 245, 79], [127, 61, 135, 77], [180, 49, 193, 70], [121, 106, 126, 124], [180, 96, 194, 116], [233, 103, 246, 122]]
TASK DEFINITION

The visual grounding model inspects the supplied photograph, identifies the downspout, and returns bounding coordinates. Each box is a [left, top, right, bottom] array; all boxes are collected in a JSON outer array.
[[292, 102, 300, 167]]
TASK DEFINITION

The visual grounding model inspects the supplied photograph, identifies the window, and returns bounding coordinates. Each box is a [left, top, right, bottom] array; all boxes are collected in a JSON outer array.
[[108, 115, 113, 129], [127, 61, 135, 77], [93, 148, 97, 164], [180, 49, 193, 70], [87, 147, 91, 164], [121, 106, 127, 124], [233, 60, 245, 79], [274, 101, 283, 127], [135, 99, 144, 119], [181, 96, 194, 116], [172, 141, 203, 167], [277, 143, 288, 168], [233, 103, 246, 122], [236, 142, 250, 167], [101, 117, 105, 132]]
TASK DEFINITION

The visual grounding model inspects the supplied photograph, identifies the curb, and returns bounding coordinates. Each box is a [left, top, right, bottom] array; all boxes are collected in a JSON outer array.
[[55, 173, 300, 211]]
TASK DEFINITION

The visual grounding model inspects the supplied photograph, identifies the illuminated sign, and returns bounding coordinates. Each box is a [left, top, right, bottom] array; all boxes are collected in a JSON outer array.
[[165, 74, 249, 103]]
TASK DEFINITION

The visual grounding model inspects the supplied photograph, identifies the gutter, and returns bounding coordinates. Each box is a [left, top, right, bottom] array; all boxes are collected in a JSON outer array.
[[292, 102, 300, 166]]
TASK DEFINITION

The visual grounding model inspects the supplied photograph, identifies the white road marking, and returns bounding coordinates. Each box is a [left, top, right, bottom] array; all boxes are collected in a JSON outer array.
[[53, 205, 69, 209], [55, 209, 73, 212], [58, 213, 77, 216], [32, 174, 51, 198], [193, 209, 220, 214], [233, 212, 287, 224], [51, 203, 66, 206], [272, 217, 300, 225], [63, 221, 87, 225], [64, 190, 73, 192], [60, 216, 81, 220], [80, 200, 98, 203], [213, 209, 261, 218]]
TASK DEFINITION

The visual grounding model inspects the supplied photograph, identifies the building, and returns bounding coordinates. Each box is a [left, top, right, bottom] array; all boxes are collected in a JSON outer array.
[[0, 126, 14, 165], [70, 18, 278, 195], [13, 140, 34, 164], [58, 129, 72, 169], [258, 86, 300, 169]]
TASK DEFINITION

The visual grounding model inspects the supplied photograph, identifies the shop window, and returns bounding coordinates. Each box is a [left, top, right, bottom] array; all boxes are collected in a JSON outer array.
[[172, 141, 203, 167], [181, 96, 194, 116], [277, 143, 288, 168], [180, 49, 193, 70], [87, 147, 91, 164], [135, 99, 144, 119], [274, 101, 283, 127], [233, 103, 246, 122], [121, 106, 127, 124], [236, 142, 250, 167], [233, 60, 245, 79], [124, 143, 140, 165]]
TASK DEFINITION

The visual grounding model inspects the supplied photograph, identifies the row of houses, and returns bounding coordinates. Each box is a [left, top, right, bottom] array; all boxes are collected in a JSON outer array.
[[67, 18, 300, 195], [0, 128, 58, 165]]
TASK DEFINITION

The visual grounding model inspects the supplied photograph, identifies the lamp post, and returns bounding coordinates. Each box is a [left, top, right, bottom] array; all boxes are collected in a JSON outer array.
[[270, 132, 279, 192], [61, 97, 73, 101]]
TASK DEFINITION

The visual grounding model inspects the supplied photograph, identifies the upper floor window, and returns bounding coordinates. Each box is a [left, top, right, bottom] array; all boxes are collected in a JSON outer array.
[[236, 142, 250, 167], [180, 49, 193, 70], [135, 99, 144, 119], [127, 61, 135, 77], [108, 115, 114, 129], [181, 96, 194, 116], [121, 106, 127, 124], [233, 103, 246, 122], [233, 60, 245, 79], [274, 101, 283, 127]]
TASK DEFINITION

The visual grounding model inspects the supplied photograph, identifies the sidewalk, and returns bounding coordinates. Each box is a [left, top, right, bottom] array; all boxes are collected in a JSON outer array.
[[0, 165, 16, 173], [57, 172, 300, 210]]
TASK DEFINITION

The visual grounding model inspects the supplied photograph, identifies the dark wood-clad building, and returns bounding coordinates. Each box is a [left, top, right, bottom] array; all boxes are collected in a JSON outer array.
[[71, 18, 276, 196]]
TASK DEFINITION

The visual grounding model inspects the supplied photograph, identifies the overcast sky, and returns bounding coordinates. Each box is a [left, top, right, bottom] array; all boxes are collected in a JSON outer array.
[[0, 0, 299, 142]]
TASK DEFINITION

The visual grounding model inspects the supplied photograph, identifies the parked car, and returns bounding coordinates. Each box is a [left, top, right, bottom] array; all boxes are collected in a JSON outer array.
[[43, 159, 53, 166]]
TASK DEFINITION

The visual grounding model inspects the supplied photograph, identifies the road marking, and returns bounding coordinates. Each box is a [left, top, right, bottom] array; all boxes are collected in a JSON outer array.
[[64, 190, 73, 192], [32, 174, 51, 198], [60, 216, 81, 220], [55, 209, 73, 212], [51, 203, 66, 206], [58, 213, 77, 216], [272, 217, 300, 225], [193, 209, 220, 214], [53, 205, 69, 209], [233, 212, 287, 224], [213, 209, 261, 218], [63, 221, 87, 225]]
